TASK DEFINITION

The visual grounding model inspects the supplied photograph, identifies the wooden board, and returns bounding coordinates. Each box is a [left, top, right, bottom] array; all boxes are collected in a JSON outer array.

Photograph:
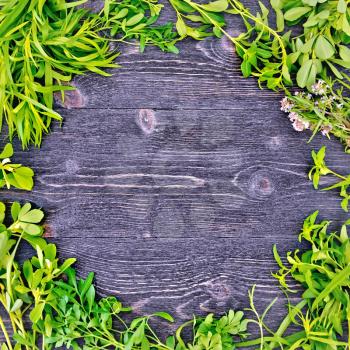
[[1, 0, 350, 345]]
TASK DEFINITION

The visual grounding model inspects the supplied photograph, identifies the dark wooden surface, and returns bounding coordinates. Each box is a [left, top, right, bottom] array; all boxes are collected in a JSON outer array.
[[2, 0, 350, 344]]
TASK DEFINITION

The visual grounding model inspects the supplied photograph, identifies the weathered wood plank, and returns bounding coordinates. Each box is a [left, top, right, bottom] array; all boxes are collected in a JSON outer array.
[[1, 108, 348, 241], [72, 1, 277, 111], [65, 38, 279, 111]]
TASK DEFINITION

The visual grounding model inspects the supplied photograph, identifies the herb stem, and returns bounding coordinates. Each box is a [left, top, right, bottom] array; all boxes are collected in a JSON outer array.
[[228, 0, 288, 64], [76, 326, 125, 349], [0, 315, 13, 350], [348, 316, 350, 349], [177, 0, 246, 52], [235, 336, 276, 347], [329, 169, 347, 181], [269, 300, 307, 349], [175, 319, 193, 348]]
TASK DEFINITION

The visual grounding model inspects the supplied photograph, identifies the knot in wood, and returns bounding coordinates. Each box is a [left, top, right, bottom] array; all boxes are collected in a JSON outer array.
[[65, 159, 79, 174], [136, 109, 156, 135], [54, 88, 86, 109], [220, 35, 234, 52], [207, 282, 231, 300], [42, 224, 54, 238], [248, 170, 275, 199], [267, 136, 282, 150]]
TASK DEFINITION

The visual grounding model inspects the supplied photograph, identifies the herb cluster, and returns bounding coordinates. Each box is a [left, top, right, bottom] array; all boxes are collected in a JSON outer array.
[[2, 203, 350, 349], [0, 202, 250, 349], [103, 0, 180, 53], [272, 211, 350, 349], [2, 0, 350, 349], [0, 0, 118, 148], [194, 0, 350, 148], [2, 0, 350, 149]]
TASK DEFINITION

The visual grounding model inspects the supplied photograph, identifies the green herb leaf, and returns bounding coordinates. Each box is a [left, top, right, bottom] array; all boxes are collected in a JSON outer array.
[[19, 209, 44, 224], [0, 144, 13, 159], [314, 35, 335, 60], [284, 7, 311, 21], [200, 0, 228, 12], [29, 302, 45, 323], [297, 59, 315, 87]]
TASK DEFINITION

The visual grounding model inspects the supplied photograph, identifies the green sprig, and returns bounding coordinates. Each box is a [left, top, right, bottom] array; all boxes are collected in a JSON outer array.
[[309, 146, 350, 211], [0, 144, 34, 191], [0, 0, 118, 148], [273, 211, 350, 348]]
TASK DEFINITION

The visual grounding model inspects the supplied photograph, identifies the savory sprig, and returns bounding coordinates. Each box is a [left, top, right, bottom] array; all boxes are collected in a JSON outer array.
[[0, 143, 34, 191], [2, 0, 350, 348], [0, 0, 118, 148], [2, 0, 350, 150]]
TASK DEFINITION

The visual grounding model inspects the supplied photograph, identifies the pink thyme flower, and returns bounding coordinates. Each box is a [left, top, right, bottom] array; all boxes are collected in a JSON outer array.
[[288, 112, 299, 121], [293, 118, 310, 132], [288, 112, 309, 131], [280, 97, 294, 113], [321, 125, 332, 136], [311, 80, 327, 95]]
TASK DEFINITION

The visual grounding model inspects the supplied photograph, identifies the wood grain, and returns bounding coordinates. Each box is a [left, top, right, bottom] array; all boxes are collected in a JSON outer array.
[[2, 108, 348, 240], [65, 39, 279, 110], [1, 0, 350, 346]]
